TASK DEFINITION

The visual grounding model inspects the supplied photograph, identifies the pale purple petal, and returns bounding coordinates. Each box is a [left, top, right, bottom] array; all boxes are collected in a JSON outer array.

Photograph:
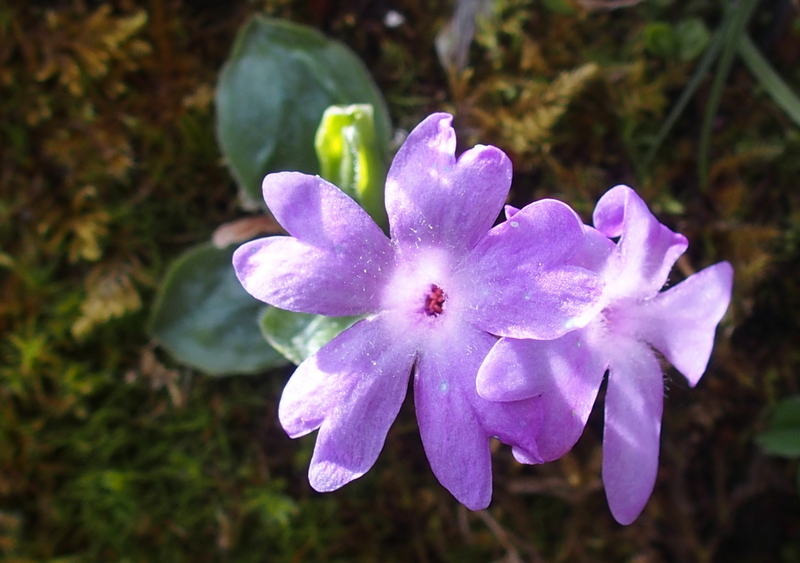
[[454, 335, 548, 454], [474, 383, 543, 466], [534, 329, 609, 461], [262, 171, 391, 252], [414, 327, 494, 510], [602, 339, 664, 525], [591, 185, 628, 238], [593, 185, 688, 300], [234, 237, 386, 316], [462, 199, 604, 339], [476, 336, 552, 402], [636, 261, 733, 386], [385, 113, 512, 253], [511, 447, 540, 465], [278, 315, 415, 492], [415, 325, 543, 508], [478, 328, 609, 461], [234, 172, 394, 314], [504, 205, 520, 219], [568, 225, 616, 274]]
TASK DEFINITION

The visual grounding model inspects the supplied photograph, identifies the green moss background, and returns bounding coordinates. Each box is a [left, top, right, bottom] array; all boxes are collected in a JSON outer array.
[[1, 0, 799, 561]]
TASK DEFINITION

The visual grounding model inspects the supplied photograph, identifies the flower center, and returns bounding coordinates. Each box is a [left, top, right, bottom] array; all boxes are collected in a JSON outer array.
[[423, 284, 446, 316]]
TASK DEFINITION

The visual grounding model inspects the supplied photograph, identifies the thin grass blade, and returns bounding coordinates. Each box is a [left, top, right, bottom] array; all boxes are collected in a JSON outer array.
[[739, 34, 800, 127], [698, 0, 761, 191], [641, 29, 725, 171]]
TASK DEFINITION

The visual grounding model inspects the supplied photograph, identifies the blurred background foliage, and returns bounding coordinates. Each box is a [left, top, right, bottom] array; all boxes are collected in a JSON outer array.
[[1, 0, 799, 561]]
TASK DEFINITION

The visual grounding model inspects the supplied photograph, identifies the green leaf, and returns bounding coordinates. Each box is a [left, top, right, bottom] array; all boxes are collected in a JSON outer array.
[[259, 308, 360, 365], [216, 16, 392, 207], [315, 104, 388, 228], [644, 23, 677, 59], [675, 18, 711, 62], [739, 34, 800, 128], [768, 396, 800, 429], [756, 396, 800, 458], [755, 428, 800, 458], [148, 243, 286, 376]]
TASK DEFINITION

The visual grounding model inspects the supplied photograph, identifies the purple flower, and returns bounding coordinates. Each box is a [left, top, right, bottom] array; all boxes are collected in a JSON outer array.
[[477, 185, 733, 524], [233, 113, 604, 509]]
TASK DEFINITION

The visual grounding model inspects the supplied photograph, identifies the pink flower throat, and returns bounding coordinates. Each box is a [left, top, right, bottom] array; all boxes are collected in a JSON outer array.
[[424, 285, 446, 316]]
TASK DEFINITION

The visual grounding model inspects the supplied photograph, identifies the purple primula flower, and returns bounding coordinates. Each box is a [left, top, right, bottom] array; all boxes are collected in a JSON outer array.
[[477, 185, 733, 524], [233, 113, 604, 509]]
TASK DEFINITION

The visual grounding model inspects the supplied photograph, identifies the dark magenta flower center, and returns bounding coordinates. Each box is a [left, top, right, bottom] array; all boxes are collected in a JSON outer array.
[[423, 284, 446, 316]]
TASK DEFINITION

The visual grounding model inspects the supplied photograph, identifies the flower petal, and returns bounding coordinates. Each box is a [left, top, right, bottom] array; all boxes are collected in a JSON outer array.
[[262, 171, 390, 252], [234, 172, 394, 314], [504, 204, 520, 219], [535, 330, 609, 461], [637, 261, 733, 386], [414, 325, 543, 509], [414, 326, 494, 509], [234, 236, 388, 316], [593, 185, 688, 300], [602, 339, 664, 525], [511, 447, 540, 465], [478, 328, 608, 461], [462, 199, 605, 339], [568, 225, 616, 274], [278, 315, 415, 491], [385, 113, 512, 254], [476, 386, 543, 466], [476, 337, 551, 402]]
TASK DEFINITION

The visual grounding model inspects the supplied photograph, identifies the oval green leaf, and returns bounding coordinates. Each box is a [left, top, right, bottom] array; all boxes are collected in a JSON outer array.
[[755, 428, 800, 458], [756, 396, 800, 458], [216, 16, 392, 207], [148, 242, 286, 376], [769, 395, 800, 429], [259, 308, 360, 365], [644, 23, 677, 59], [676, 18, 711, 62]]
